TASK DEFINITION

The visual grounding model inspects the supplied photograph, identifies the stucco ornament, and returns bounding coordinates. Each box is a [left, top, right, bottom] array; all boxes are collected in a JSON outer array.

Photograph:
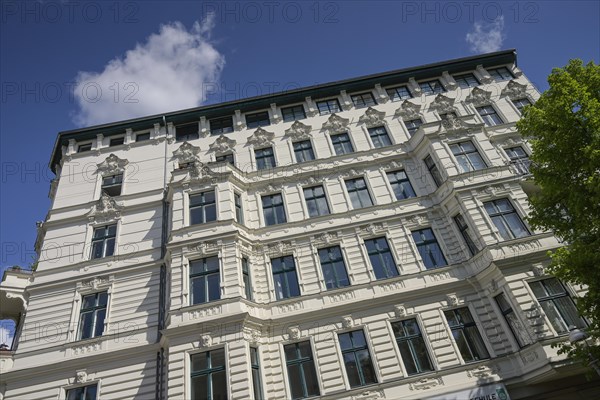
[[208, 135, 236, 154], [394, 100, 421, 120], [439, 113, 468, 133], [429, 94, 456, 114], [200, 334, 212, 347], [284, 121, 312, 140], [173, 142, 201, 166], [87, 193, 122, 222], [501, 80, 528, 99], [465, 87, 492, 107], [341, 315, 354, 328], [96, 154, 128, 176], [321, 113, 350, 134], [358, 107, 386, 128], [288, 326, 300, 340], [247, 127, 275, 147], [75, 369, 89, 383]]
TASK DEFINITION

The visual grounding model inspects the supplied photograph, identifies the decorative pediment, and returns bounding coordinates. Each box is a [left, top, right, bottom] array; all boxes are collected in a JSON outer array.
[[321, 113, 350, 134], [188, 162, 223, 183], [429, 94, 456, 114], [267, 241, 294, 256], [465, 87, 492, 106], [247, 127, 275, 147], [394, 100, 421, 120], [438, 113, 469, 133], [284, 121, 312, 140], [173, 142, 200, 165], [96, 154, 128, 176], [358, 107, 386, 127], [209, 135, 236, 154], [501, 80, 528, 99], [87, 193, 122, 222]]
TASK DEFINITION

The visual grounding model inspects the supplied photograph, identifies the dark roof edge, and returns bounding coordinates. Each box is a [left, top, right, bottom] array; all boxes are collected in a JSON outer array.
[[49, 49, 516, 172]]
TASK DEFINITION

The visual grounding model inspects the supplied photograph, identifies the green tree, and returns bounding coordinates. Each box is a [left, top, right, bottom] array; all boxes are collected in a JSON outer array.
[[517, 59, 600, 368]]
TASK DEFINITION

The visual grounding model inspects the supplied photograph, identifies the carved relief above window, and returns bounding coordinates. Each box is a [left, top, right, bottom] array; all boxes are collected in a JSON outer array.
[[428, 93, 456, 114], [208, 135, 236, 154], [87, 193, 122, 223], [172, 142, 201, 168], [96, 154, 128, 176], [465, 87, 493, 107], [284, 120, 312, 141], [247, 127, 275, 147], [358, 107, 386, 128], [394, 100, 421, 120], [321, 113, 350, 135], [501, 80, 528, 100]]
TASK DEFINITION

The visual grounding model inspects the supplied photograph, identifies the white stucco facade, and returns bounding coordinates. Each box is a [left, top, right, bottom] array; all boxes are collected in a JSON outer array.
[[1, 50, 598, 399]]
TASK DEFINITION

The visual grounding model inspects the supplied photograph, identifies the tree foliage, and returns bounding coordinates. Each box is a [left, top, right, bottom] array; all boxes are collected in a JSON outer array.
[[517, 59, 600, 366]]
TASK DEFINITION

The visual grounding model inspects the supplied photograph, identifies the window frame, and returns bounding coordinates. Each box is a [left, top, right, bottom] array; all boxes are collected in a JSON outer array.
[[391, 318, 435, 376], [91, 224, 117, 259], [135, 132, 151, 142], [453, 73, 480, 89], [419, 79, 445, 95], [234, 192, 244, 224], [261, 193, 287, 226], [483, 198, 530, 240], [404, 118, 423, 136], [316, 98, 342, 116], [293, 140, 316, 163], [511, 97, 532, 113], [303, 185, 331, 218], [271, 255, 300, 300], [77, 291, 108, 340], [386, 169, 416, 201], [363, 236, 399, 280], [476, 104, 504, 126], [444, 307, 491, 363], [386, 85, 412, 102], [215, 152, 235, 165], [242, 257, 252, 301], [494, 292, 532, 348], [109, 136, 125, 147], [189, 256, 221, 305], [283, 341, 321, 399], [175, 122, 200, 142], [246, 111, 271, 129], [318, 245, 350, 290], [209, 116, 234, 135], [101, 174, 123, 197], [424, 155, 443, 187], [189, 190, 217, 225], [449, 140, 487, 173], [453, 214, 480, 256], [250, 346, 264, 400], [281, 104, 307, 122], [488, 66, 514, 82], [504, 146, 531, 174], [77, 142, 92, 153], [65, 383, 99, 400]]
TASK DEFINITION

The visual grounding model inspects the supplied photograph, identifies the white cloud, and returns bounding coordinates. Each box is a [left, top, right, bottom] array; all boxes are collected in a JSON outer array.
[[72, 16, 225, 127], [465, 16, 506, 53]]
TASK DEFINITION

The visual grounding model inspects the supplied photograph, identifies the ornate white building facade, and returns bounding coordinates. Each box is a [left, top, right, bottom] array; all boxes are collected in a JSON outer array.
[[2, 50, 599, 399]]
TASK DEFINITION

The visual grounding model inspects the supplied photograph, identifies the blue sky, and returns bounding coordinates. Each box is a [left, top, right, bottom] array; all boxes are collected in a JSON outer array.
[[0, 0, 599, 279]]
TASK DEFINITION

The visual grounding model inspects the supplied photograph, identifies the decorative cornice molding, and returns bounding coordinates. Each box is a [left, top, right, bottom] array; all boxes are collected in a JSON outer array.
[[208, 135, 236, 154], [321, 113, 350, 134], [96, 154, 128, 176], [358, 107, 386, 128], [284, 121, 312, 141], [247, 127, 275, 147]]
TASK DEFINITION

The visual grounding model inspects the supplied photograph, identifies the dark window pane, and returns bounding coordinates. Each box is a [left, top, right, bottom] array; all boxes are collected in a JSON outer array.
[[246, 111, 271, 129]]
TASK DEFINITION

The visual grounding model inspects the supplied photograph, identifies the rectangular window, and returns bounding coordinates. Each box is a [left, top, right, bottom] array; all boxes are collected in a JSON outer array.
[[364, 237, 399, 279], [210, 116, 234, 135], [387, 170, 416, 200], [91, 224, 116, 259], [271, 255, 300, 300], [250, 347, 264, 400], [512, 97, 532, 113], [444, 308, 490, 362], [101, 174, 123, 197], [303, 185, 330, 217], [190, 348, 227, 400], [78, 292, 108, 340], [391, 319, 434, 375], [66, 384, 98, 400], [136, 132, 150, 142], [78, 143, 92, 153], [529, 278, 587, 334], [216, 153, 235, 165], [488, 66, 513, 82], [419, 79, 445, 95], [345, 178, 373, 209], [242, 257, 252, 300], [262, 193, 287, 226], [484, 199, 529, 240], [282, 105, 306, 122], [246, 111, 271, 129], [505, 146, 531, 174], [234, 192, 243, 224], [318, 246, 350, 290], [190, 191, 217, 225], [495, 293, 532, 348], [449, 141, 487, 172], [176, 122, 199, 142], [190, 256, 220, 305], [317, 99, 341, 115], [404, 118, 423, 136], [477, 105, 504, 126], [424, 155, 443, 187], [351, 92, 376, 108], [412, 228, 447, 269], [330, 133, 354, 155], [109, 137, 124, 147], [454, 214, 479, 256], [284, 341, 320, 399], [453, 73, 480, 88], [338, 330, 378, 388], [255, 147, 276, 170], [293, 140, 315, 163], [367, 126, 392, 148], [386, 85, 412, 102]]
